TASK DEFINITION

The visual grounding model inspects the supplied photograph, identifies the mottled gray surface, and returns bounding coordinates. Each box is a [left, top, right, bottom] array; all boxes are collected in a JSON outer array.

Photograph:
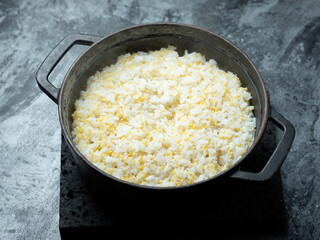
[[0, 0, 319, 239]]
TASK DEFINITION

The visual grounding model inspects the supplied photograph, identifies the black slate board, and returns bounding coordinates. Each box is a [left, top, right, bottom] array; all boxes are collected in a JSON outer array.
[[59, 121, 287, 239]]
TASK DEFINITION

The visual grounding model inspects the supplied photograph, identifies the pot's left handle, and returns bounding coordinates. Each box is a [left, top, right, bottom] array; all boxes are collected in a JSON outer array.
[[36, 34, 101, 104]]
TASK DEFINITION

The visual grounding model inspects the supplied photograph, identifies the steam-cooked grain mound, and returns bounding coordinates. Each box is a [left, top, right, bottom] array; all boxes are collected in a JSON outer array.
[[72, 46, 256, 187]]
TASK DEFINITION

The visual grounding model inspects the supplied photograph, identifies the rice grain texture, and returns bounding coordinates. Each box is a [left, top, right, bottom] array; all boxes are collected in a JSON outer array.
[[72, 46, 256, 187]]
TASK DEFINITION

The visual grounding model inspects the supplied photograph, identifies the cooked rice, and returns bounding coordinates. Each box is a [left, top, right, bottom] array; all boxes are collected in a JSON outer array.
[[72, 46, 256, 187]]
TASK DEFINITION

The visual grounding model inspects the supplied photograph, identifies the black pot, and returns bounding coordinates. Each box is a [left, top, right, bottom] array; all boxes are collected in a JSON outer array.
[[36, 23, 294, 206]]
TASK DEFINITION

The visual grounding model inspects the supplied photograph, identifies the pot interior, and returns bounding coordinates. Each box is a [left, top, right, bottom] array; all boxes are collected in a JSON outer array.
[[60, 24, 268, 181]]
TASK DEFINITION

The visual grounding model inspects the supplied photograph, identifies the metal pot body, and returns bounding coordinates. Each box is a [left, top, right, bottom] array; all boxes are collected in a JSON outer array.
[[36, 23, 295, 206]]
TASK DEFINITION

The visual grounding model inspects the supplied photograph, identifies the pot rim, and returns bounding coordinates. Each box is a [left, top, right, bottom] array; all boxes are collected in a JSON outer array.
[[58, 22, 269, 190]]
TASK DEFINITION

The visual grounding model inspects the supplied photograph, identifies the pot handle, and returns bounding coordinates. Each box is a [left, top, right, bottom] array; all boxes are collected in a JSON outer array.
[[36, 34, 101, 104], [230, 107, 295, 181]]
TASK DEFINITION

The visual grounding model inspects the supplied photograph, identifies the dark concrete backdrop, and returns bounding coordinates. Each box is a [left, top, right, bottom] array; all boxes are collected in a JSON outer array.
[[0, 0, 319, 239]]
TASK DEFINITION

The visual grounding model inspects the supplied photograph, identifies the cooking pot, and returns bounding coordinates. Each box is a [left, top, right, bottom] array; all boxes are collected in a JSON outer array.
[[36, 23, 294, 205]]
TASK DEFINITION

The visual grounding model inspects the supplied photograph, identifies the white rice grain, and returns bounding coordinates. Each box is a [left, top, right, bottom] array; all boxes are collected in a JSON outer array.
[[72, 46, 256, 187]]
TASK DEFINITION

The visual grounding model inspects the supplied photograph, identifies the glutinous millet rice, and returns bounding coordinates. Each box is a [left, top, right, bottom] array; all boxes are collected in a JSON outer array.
[[72, 46, 256, 187]]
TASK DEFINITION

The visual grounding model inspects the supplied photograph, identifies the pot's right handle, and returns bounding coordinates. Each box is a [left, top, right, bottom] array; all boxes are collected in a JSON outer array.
[[36, 34, 101, 104], [230, 108, 295, 181]]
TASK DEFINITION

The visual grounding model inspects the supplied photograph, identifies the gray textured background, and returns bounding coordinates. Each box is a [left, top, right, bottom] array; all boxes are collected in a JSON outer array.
[[0, 0, 319, 239]]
